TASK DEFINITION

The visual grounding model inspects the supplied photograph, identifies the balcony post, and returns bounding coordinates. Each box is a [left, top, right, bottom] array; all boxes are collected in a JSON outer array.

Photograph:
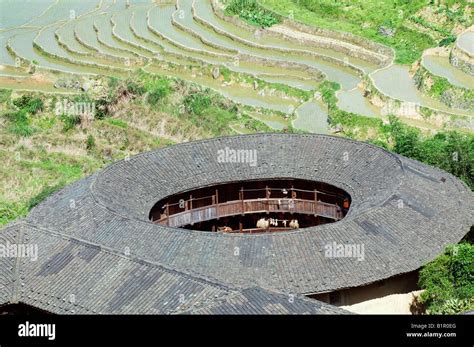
[[314, 189, 318, 216], [215, 189, 219, 220], [165, 203, 170, 226], [189, 195, 193, 226], [266, 186, 270, 214]]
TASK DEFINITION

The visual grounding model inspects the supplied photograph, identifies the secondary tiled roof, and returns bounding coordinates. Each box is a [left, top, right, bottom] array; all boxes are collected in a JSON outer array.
[[0, 221, 346, 314], [1, 134, 472, 314]]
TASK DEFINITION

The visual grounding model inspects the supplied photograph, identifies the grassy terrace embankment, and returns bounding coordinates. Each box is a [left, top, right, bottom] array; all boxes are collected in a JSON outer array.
[[259, 0, 472, 64], [0, 70, 280, 225]]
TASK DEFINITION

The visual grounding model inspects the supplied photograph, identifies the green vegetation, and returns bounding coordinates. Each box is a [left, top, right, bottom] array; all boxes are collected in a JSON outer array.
[[106, 118, 128, 128], [4, 95, 44, 137], [27, 183, 65, 211], [383, 117, 474, 189], [320, 81, 474, 189], [0, 72, 275, 226], [180, 88, 271, 134], [260, 0, 472, 64], [0, 203, 28, 225], [0, 89, 12, 103], [230, 68, 313, 101], [438, 36, 456, 47], [419, 243, 474, 314], [409, 15, 451, 37], [86, 134, 96, 151], [144, 76, 172, 106], [322, 81, 384, 139], [6, 109, 36, 137], [12, 95, 44, 114], [225, 0, 281, 28], [184, 92, 212, 116], [414, 66, 474, 110], [219, 66, 232, 82], [60, 114, 81, 132], [430, 78, 452, 97], [320, 81, 340, 105], [125, 79, 146, 96]]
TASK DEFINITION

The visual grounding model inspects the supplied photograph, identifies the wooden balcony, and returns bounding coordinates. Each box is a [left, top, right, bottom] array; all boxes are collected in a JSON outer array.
[[155, 197, 344, 229]]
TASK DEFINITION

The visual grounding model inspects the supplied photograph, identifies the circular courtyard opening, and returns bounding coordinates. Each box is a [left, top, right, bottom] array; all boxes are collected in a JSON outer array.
[[149, 179, 351, 233]]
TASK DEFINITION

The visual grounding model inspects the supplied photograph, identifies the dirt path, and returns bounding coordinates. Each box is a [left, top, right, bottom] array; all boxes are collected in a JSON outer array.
[[341, 290, 424, 314]]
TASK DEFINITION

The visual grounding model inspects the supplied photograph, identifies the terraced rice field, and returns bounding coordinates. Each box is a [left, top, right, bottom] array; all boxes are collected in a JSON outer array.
[[423, 54, 473, 89], [458, 29, 474, 56], [0, 0, 473, 132]]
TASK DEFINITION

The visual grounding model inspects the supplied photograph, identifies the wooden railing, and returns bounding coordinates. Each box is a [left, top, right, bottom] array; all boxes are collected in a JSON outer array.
[[155, 197, 343, 228]]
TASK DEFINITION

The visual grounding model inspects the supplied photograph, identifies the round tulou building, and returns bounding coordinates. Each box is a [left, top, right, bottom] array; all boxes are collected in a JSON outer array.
[[0, 134, 472, 314]]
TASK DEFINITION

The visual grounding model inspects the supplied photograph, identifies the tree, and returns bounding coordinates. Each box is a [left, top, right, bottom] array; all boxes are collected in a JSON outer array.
[[418, 243, 474, 314]]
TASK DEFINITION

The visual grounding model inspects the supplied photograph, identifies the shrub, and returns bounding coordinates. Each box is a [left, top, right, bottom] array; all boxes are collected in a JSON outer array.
[[319, 81, 340, 107], [220, 67, 232, 81], [86, 134, 96, 151], [419, 243, 474, 314], [13, 95, 44, 114], [60, 114, 81, 132], [5, 109, 36, 137], [388, 115, 422, 159], [385, 118, 474, 189], [183, 91, 213, 115], [0, 202, 28, 225], [94, 98, 110, 120], [125, 80, 146, 96], [8, 123, 36, 137], [106, 118, 128, 128], [0, 89, 12, 103], [430, 78, 451, 97], [108, 76, 120, 89], [5, 109, 28, 123], [27, 184, 65, 211], [145, 77, 172, 106], [439, 35, 456, 47], [225, 0, 280, 27]]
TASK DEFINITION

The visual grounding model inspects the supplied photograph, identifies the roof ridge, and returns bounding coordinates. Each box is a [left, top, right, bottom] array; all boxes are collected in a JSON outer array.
[[0, 220, 29, 305], [11, 222, 24, 304]]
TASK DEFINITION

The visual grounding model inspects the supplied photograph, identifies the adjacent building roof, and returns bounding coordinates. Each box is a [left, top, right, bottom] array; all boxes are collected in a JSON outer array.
[[1, 134, 472, 314], [0, 220, 346, 314]]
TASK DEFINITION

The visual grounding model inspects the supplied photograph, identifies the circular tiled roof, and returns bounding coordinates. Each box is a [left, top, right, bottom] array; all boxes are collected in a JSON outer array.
[[91, 134, 404, 221], [23, 134, 474, 295]]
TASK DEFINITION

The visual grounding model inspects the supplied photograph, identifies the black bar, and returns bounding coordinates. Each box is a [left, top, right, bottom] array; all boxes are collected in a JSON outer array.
[[0, 314, 472, 346]]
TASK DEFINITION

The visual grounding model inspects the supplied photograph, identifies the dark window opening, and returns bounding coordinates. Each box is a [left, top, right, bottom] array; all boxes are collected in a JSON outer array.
[[0, 303, 52, 315]]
